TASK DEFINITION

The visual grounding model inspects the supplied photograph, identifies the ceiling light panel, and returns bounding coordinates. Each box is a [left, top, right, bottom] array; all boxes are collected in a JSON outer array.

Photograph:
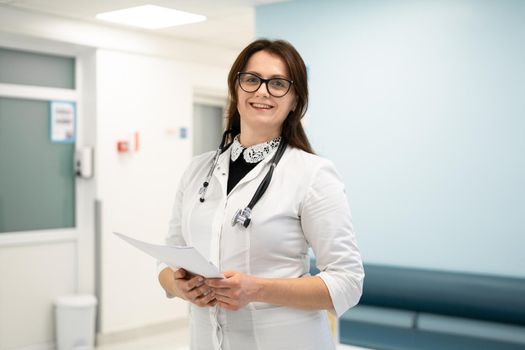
[[96, 5, 206, 30]]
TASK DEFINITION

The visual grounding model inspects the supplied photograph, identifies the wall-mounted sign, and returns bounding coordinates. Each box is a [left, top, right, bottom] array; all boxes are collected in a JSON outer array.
[[179, 127, 188, 139], [50, 101, 76, 144]]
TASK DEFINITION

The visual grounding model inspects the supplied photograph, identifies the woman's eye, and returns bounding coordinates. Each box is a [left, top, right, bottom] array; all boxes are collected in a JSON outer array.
[[242, 75, 260, 85], [270, 80, 286, 89]]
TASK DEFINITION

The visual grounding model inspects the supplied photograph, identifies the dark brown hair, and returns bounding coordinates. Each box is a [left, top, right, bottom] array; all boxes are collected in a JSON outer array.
[[225, 39, 314, 154]]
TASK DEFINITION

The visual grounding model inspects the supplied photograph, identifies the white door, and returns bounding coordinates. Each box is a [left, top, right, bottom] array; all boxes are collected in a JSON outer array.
[[193, 102, 225, 156], [0, 44, 95, 349]]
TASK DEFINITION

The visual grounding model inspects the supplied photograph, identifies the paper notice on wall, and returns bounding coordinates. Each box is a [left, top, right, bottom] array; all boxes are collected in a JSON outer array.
[[50, 101, 76, 143]]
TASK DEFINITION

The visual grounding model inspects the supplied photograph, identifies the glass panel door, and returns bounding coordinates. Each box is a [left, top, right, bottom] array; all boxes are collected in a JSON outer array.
[[0, 97, 75, 233]]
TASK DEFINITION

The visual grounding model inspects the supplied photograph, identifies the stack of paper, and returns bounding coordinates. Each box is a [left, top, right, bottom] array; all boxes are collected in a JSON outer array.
[[114, 232, 223, 278]]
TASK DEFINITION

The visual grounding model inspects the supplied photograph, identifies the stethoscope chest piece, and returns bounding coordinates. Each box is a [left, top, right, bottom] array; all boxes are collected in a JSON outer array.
[[232, 207, 252, 228]]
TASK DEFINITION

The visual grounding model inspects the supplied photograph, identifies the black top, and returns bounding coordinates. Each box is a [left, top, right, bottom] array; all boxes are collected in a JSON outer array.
[[227, 150, 260, 194]]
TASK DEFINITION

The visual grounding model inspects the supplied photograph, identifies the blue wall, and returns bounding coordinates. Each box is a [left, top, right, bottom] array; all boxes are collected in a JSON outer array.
[[257, 0, 525, 277]]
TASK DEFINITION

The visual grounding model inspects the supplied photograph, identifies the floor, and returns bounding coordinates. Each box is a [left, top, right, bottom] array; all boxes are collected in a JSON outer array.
[[95, 323, 370, 350]]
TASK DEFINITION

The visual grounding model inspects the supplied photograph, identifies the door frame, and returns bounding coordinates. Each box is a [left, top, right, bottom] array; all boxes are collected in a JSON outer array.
[[0, 34, 96, 295], [192, 86, 227, 156]]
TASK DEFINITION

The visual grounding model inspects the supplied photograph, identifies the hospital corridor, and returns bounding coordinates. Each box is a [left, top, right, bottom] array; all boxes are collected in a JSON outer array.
[[1, 1, 524, 350]]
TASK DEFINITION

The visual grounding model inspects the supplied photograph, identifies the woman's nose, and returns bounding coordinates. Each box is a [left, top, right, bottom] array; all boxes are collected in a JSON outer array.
[[254, 81, 270, 97]]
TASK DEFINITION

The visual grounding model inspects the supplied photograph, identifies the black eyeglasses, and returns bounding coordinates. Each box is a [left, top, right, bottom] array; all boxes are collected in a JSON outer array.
[[237, 72, 293, 97]]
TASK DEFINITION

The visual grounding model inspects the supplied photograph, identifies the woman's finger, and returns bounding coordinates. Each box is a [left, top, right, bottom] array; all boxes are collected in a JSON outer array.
[[194, 290, 216, 307], [173, 268, 186, 279], [202, 290, 216, 304], [216, 300, 239, 311], [185, 276, 205, 292], [214, 294, 235, 305], [187, 285, 212, 301], [206, 278, 230, 288], [211, 287, 232, 299]]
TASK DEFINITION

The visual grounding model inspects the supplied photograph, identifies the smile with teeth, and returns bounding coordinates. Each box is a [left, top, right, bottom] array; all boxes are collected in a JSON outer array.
[[250, 103, 273, 109]]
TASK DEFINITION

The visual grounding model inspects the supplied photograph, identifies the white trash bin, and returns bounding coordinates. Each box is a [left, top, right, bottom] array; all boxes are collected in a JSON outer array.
[[55, 294, 97, 350]]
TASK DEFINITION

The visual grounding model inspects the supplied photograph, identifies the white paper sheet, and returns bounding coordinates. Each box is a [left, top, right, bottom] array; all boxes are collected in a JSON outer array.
[[114, 232, 223, 278]]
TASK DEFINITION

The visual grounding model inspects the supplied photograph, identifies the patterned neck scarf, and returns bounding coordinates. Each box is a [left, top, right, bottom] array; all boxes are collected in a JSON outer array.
[[230, 134, 281, 163]]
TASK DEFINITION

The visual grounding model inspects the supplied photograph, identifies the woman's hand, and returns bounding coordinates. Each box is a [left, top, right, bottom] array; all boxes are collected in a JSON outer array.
[[205, 271, 262, 311], [158, 267, 216, 307]]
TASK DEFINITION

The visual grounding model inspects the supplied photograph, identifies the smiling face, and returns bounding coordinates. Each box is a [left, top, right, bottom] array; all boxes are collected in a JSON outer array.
[[236, 50, 297, 144]]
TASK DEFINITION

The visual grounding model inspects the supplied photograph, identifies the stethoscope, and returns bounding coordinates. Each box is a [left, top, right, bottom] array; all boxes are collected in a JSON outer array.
[[198, 129, 288, 228]]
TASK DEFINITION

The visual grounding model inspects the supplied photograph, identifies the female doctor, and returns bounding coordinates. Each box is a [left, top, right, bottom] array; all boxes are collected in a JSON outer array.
[[158, 39, 364, 350]]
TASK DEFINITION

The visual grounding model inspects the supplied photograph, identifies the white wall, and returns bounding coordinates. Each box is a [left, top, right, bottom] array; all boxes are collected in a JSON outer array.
[[96, 49, 228, 333], [0, 241, 76, 349], [257, 0, 525, 277], [0, 5, 232, 348]]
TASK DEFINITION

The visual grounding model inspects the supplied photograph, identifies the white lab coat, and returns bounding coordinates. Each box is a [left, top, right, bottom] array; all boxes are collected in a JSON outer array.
[[165, 145, 364, 350]]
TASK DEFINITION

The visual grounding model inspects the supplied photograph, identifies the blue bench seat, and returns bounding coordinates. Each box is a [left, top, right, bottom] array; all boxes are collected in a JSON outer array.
[[310, 260, 525, 349]]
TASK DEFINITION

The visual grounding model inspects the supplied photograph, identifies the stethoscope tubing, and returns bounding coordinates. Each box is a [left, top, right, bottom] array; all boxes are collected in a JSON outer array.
[[246, 140, 287, 210], [199, 130, 287, 228]]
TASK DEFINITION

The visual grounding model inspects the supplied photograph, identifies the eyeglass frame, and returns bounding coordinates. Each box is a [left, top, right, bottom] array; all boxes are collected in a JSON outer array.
[[236, 72, 294, 98]]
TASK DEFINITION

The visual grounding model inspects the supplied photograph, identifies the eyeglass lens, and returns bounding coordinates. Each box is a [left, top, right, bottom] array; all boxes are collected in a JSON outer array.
[[238, 73, 291, 97]]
